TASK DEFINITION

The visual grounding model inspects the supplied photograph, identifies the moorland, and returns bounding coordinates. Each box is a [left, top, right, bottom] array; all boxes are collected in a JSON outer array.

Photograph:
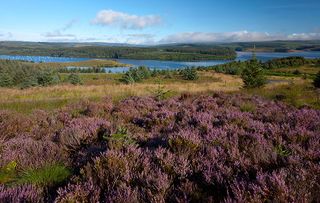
[[0, 43, 320, 202]]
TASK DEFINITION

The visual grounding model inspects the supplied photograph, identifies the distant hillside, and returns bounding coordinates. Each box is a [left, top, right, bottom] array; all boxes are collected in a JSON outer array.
[[0, 41, 236, 61], [221, 40, 320, 52]]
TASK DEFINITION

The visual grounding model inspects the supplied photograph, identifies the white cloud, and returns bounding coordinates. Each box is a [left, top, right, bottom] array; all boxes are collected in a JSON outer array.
[[160, 31, 320, 44], [92, 10, 162, 29]]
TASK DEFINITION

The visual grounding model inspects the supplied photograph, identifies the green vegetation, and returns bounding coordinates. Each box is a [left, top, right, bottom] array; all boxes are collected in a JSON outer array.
[[241, 59, 266, 88], [0, 161, 70, 187], [121, 66, 152, 84], [313, 71, 320, 88], [244, 82, 320, 109], [220, 40, 320, 52], [180, 68, 199, 80], [0, 161, 17, 185], [239, 102, 256, 112], [263, 56, 317, 69], [0, 60, 61, 88], [67, 73, 83, 85], [0, 41, 236, 61], [16, 164, 71, 187]]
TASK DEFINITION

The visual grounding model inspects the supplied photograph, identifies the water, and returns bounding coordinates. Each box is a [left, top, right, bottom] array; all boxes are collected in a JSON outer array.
[[1, 51, 320, 73]]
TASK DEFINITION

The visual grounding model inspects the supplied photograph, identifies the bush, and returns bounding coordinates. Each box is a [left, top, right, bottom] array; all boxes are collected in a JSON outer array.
[[67, 73, 83, 85], [241, 59, 266, 88], [180, 68, 199, 80], [313, 71, 320, 88]]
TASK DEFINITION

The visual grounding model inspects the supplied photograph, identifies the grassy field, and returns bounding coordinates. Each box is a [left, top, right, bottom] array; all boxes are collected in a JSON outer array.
[[0, 70, 312, 113], [41, 59, 128, 68]]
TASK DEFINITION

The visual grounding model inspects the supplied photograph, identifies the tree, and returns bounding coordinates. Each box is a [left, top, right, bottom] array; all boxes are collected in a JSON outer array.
[[37, 69, 60, 86], [241, 59, 266, 88], [68, 73, 83, 85], [180, 68, 199, 80], [313, 71, 320, 88], [0, 71, 14, 87]]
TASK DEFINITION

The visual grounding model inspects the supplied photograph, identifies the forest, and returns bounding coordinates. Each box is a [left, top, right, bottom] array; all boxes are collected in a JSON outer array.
[[0, 42, 236, 61]]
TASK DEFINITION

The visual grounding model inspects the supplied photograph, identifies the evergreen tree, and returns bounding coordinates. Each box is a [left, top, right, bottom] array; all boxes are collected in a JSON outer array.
[[241, 59, 266, 88], [0, 71, 14, 87], [68, 73, 83, 85], [313, 71, 320, 88], [37, 69, 60, 86], [181, 68, 199, 80]]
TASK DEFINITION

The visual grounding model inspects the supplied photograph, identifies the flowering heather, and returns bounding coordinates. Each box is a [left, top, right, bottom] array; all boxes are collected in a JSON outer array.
[[0, 93, 319, 202]]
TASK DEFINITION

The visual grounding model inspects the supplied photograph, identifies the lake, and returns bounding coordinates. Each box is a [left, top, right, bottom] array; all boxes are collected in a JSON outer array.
[[1, 51, 320, 73]]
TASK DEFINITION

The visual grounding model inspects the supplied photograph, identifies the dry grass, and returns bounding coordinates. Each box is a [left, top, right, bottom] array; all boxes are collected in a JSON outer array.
[[271, 65, 320, 75], [0, 73, 242, 113], [0, 72, 310, 113]]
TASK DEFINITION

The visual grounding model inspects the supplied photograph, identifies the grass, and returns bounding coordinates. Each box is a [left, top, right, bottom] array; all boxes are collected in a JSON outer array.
[[239, 102, 256, 112], [0, 69, 318, 113], [41, 59, 129, 68], [265, 65, 320, 77], [0, 162, 70, 187], [16, 164, 71, 187], [244, 80, 320, 109], [0, 72, 243, 113]]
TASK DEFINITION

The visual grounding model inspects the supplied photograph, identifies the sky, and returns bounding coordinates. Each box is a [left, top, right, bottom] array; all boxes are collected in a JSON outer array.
[[0, 0, 320, 44]]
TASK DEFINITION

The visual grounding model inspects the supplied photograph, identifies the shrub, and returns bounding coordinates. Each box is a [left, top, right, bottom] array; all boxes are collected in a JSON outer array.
[[180, 68, 199, 80], [151, 84, 171, 101], [313, 71, 320, 88], [241, 59, 267, 88], [239, 102, 256, 112], [292, 69, 301, 75], [67, 73, 83, 85], [1, 93, 320, 202]]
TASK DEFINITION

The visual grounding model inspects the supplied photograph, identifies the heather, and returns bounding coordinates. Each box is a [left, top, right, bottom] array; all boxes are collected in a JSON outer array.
[[0, 93, 319, 202]]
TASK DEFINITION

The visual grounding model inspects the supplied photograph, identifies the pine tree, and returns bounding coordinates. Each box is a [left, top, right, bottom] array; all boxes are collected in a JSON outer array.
[[0, 71, 14, 87], [313, 71, 320, 88], [241, 59, 266, 88], [68, 73, 83, 85]]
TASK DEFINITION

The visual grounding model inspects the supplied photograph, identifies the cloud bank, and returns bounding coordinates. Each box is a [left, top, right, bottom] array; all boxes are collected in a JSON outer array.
[[92, 10, 162, 29], [160, 31, 320, 44]]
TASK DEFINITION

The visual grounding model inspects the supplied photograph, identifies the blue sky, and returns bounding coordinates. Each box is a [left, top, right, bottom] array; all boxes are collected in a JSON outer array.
[[0, 0, 319, 44]]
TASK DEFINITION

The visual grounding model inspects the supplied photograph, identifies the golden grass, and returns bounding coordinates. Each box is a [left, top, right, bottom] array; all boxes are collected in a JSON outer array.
[[271, 65, 320, 75], [0, 73, 242, 113], [0, 71, 310, 113]]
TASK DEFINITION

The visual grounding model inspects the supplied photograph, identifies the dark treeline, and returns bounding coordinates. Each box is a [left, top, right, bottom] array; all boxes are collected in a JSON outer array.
[[263, 56, 319, 69], [198, 57, 320, 75], [0, 43, 236, 61], [120, 67, 199, 84], [0, 60, 60, 88], [0, 60, 82, 88], [58, 67, 105, 73]]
